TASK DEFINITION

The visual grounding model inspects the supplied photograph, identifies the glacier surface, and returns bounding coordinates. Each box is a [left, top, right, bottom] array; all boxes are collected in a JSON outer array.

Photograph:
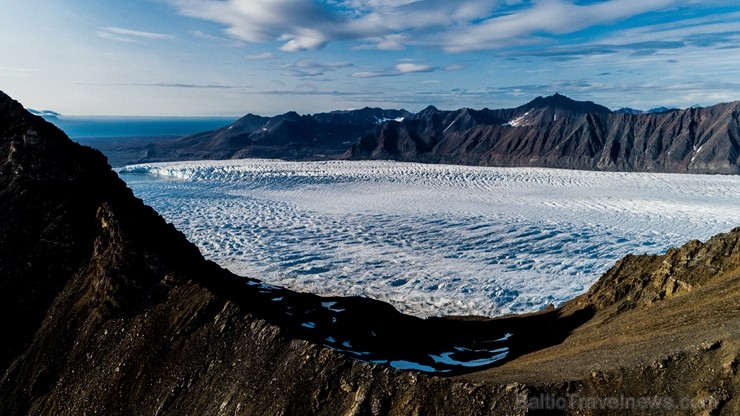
[[119, 160, 740, 318]]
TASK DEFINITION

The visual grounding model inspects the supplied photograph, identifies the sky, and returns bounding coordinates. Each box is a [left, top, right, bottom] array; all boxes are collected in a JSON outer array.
[[1, 0, 739, 116]]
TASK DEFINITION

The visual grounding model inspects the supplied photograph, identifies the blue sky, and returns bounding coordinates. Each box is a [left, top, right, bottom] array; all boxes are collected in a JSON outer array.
[[2, 0, 739, 115]]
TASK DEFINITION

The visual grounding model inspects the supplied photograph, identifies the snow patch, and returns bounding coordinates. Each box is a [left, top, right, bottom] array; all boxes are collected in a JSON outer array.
[[389, 360, 438, 373], [375, 116, 405, 124], [507, 110, 531, 127], [429, 348, 508, 367], [443, 113, 463, 133], [321, 301, 346, 313]]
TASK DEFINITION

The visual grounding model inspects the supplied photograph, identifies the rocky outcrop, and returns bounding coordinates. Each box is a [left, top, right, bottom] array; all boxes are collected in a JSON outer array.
[[2, 90, 740, 415], [580, 228, 740, 316]]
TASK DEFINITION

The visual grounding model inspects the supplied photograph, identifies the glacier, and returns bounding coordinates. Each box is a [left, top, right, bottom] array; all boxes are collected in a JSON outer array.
[[118, 160, 740, 318]]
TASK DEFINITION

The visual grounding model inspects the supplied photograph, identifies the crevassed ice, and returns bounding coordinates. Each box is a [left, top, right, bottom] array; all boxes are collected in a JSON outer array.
[[118, 160, 740, 318]]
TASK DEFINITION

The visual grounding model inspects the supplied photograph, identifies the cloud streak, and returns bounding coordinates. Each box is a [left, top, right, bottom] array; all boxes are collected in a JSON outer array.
[[97, 27, 175, 43], [281, 59, 354, 78], [171, 0, 337, 50], [352, 63, 437, 78], [166, 0, 691, 52], [8, 1, 738, 116], [78, 82, 253, 90], [442, 0, 679, 52]]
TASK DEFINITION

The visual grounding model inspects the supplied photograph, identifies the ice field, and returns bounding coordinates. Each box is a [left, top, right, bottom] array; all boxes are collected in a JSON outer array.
[[119, 160, 740, 318]]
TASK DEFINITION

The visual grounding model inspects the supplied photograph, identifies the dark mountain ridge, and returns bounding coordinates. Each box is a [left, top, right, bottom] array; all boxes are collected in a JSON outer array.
[[347, 97, 740, 174], [103, 94, 740, 174], [136, 107, 411, 162], [2, 90, 740, 415]]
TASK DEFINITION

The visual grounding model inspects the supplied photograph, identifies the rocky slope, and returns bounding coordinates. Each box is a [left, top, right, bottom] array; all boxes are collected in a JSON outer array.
[[2, 90, 740, 415], [346, 94, 740, 174]]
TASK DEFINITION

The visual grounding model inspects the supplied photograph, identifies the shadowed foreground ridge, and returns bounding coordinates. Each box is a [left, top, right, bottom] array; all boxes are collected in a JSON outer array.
[[1, 90, 740, 415]]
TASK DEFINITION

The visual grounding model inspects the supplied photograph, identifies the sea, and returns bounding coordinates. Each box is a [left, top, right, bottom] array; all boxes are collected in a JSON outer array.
[[43, 115, 238, 139]]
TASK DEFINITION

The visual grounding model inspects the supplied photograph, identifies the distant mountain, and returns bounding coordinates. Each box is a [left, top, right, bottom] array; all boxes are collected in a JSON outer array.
[[136, 107, 411, 162], [502, 93, 611, 126], [91, 94, 740, 174], [4, 89, 740, 414], [615, 106, 683, 115], [646, 106, 679, 114], [346, 96, 740, 174], [614, 107, 644, 115]]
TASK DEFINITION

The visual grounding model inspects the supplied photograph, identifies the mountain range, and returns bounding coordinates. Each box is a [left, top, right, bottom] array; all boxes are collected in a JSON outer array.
[[3, 89, 740, 414], [113, 107, 410, 166], [345, 94, 739, 174], [103, 93, 740, 174]]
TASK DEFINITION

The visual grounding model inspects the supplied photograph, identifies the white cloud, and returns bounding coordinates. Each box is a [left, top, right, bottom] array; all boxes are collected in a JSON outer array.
[[395, 63, 435, 73], [294, 59, 353, 69], [166, 0, 688, 53], [353, 34, 408, 51], [443, 0, 679, 52], [350, 71, 386, 78], [279, 29, 328, 52], [191, 30, 220, 41], [171, 0, 337, 50], [601, 12, 740, 46], [351, 62, 437, 77], [191, 29, 246, 48], [281, 59, 354, 77], [167, 0, 501, 51], [97, 27, 175, 43]]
